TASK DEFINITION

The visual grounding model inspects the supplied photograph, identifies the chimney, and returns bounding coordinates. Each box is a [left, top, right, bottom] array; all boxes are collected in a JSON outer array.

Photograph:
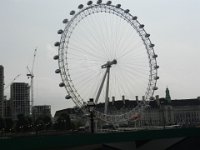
[[112, 96, 115, 105], [135, 96, 138, 104], [142, 96, 145, 104], [156, 95, 160, 106], [122, 95, 125, 104]]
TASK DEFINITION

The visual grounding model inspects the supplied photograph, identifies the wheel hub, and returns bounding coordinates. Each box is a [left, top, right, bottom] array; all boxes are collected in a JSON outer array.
[[101, 59, 117, 68]]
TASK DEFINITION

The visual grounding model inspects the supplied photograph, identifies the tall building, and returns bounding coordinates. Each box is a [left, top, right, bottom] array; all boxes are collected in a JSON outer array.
[[11, 82, 30, 120], [0, 65, 4, 118], [4, 98, 12, 118], [32, 105, 51, 120]]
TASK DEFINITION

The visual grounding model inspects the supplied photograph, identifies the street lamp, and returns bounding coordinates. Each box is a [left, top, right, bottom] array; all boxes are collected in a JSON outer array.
[[87, 98, 95, 133]]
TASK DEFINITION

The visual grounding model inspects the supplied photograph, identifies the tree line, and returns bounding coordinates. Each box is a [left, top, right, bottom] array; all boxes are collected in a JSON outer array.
[[0, 113, 85, 135]]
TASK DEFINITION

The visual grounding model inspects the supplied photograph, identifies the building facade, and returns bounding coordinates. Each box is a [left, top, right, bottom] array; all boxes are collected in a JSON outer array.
[[32, 105, 51, 120], [138, 98, 200, 128], [0, 65, 4, 118], [10, 82, 30, 120], [55, 97, 200, 129]]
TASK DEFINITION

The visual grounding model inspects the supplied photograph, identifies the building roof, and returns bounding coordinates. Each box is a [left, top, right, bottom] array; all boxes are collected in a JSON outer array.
[[172, 99, 200, 106], [54, 107, 82, 118], [159, 98, 200, 106], [54, 98, 200, 117]]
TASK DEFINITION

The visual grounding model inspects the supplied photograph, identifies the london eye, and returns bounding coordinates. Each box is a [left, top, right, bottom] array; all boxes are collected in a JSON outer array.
[[54, 0, 159, 123]]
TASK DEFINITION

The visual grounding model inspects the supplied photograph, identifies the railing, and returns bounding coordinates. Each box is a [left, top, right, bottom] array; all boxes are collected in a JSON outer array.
[[1, 128, 200, 150]]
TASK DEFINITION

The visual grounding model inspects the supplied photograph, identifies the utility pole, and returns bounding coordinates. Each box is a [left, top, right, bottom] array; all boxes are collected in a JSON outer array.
[[27, 48, 37, 114], [87, 98, 95, 133]]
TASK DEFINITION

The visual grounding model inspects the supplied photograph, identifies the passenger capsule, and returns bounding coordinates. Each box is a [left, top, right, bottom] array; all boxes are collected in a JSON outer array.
[[116, 4, 121, 8], [106, 1, 112, 5], [154, 76, 159, 80], [150, 97, 155, 100], [153, 54, 158, 58], [59, 82, 65, 87], [62, 19, 68, 24], [70, 10, 75, 15], [97, 0, 102, 4], [145, 34, 150, 38], [65, 95, 72, 99], [132, 16, 137, 20], [139, 24, 145, 28], [87, 1, 93, 5], [54, 42, 60, 47], [149, 44, 155, 48], [154, 65, 159, 69], [57, 29, 63, 34], [55, 69, 61, 74], [124, 9, 130, 13], [153, 87, 158, 90], [78, 4, 84, 9], [53, 55, 59, 60]]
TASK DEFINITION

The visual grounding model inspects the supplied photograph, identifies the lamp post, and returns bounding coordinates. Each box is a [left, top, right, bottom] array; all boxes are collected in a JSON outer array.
[[87, 98, 95, 133]]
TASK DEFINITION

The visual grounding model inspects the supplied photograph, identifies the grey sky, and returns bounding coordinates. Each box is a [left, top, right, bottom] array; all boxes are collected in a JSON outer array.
[[0, 0, 200, 115]]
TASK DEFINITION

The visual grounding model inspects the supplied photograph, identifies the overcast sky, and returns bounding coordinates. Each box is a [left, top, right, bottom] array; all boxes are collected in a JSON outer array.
[[0, 0, 200, 115]]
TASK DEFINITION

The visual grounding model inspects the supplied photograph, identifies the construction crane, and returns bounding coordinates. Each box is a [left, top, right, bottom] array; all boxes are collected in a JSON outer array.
[[4, 74, 21, 90], [27, 48, 37, 114]]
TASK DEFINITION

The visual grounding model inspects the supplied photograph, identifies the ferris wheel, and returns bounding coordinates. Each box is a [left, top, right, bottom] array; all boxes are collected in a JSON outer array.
[[54, 0, 159, 123]]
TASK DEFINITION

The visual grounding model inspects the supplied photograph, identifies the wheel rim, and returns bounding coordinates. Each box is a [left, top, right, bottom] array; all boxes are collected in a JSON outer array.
[[56, 3, 159, 123]]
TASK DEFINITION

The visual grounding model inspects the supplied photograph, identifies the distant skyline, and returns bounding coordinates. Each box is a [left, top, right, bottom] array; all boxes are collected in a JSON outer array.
[[0, 0, 200, 115]]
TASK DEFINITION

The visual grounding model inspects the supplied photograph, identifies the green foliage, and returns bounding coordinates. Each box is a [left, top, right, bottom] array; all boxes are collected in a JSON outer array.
[[0, 117, 5, 129], [15, 114, 33, 132], [4, 118, 13, 131], [34, 115, 52, 131], [55, 113, 71, 130], [72, 120, 85, 129], [0, 115, 53, 134]]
